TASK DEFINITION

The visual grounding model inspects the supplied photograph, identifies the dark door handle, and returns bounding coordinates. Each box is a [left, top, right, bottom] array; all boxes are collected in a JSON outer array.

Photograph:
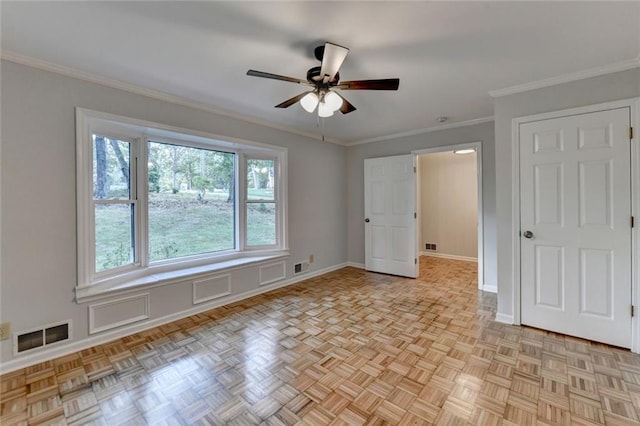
[[523, 230, 534, 239], [365, 218, 370, 223]]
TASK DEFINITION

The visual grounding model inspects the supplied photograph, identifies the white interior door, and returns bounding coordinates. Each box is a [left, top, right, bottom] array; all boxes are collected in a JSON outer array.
[[520, 107, 632, 348], [364, 155, 418, 278]]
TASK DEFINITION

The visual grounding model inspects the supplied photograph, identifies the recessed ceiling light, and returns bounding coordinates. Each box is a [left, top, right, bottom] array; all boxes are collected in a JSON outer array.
[[453, 148, 476, 155], [437, 116, 448, 123]]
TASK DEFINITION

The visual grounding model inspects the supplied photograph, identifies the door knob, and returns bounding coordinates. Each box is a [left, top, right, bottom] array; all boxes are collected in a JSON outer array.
[[365, 218, 370, 223], [523, 230, 534, 239]]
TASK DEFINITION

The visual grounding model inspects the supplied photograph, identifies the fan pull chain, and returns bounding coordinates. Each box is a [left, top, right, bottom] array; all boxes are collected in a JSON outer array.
[[315, 113, 326, 142]]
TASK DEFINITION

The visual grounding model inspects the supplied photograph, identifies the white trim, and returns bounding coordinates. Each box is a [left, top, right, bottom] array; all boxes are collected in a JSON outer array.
[[258, 261, 287, 286], [511, 117, 523, 326], [76, 253, 289, 304], [495, 313, 514, 324], [192, 274, 231, 305], [511, 97, 640, 352], [77, 108, 288, 155], [0, 261, 350, 375], [632, 99, 640, 353], [413, 141, 484, 290], [421, 252, 478, 262], [490, 57, 640, 98], [348, 117, 494, 146], [1, 50, 345, 145], [89, 293, 150, 334], [346, 262, 366, 269], [482, 284, 497, 294]]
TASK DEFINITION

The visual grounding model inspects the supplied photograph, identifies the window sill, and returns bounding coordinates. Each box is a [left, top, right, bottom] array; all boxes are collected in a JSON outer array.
[[75, 251, 289, 304]]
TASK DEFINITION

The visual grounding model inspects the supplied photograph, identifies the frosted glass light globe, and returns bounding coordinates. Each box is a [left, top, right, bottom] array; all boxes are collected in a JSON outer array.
[[318, 101, 334, 118], [324, 91, 343, 112], [300, 92, 319, 113]]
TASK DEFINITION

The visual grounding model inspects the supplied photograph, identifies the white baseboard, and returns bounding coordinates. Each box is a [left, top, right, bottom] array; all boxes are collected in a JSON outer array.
[[0, 262, 348, 375], [346, 261, 365, 269], [495, 313, 514, 324], [482, 284, 497, 294], [421, 252, 478, 262]]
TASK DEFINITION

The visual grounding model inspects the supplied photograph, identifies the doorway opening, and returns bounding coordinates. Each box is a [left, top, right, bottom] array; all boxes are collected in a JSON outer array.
[[414, 142, 485, 290]]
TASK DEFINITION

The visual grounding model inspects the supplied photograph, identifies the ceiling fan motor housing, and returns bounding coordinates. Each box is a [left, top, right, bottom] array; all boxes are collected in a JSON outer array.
[[306, 66, 340, 86]]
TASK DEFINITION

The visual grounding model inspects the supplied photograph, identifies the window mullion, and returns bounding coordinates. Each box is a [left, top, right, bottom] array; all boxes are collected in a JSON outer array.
[[137, 137, 149, 268], [275, 157, 281, 248], [238, 153, 246, 251]]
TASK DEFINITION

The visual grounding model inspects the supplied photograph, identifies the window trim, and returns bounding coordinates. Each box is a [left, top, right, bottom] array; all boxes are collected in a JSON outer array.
[[76, 108, 288, 298]]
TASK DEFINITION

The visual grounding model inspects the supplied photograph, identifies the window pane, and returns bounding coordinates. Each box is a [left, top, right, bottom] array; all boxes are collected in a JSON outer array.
[[247, 159, 274, 201], [148, 141, 235, 261], [93, 135, 131, 199], [95, 203, 134, 272], [246, 203, 276, 246]]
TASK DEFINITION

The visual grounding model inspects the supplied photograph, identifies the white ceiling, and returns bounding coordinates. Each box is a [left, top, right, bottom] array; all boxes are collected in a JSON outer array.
[[2, 1, 639, 144]]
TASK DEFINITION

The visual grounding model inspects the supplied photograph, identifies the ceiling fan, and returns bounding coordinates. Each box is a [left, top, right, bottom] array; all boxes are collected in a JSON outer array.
[[247, 42, 400, 117]]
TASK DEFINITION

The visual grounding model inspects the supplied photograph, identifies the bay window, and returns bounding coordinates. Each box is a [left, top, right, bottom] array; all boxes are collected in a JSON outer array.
[[76, 109, 287, 297]]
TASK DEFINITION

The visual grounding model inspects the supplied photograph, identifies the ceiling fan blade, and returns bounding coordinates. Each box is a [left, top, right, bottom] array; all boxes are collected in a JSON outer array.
[[247, 69, 309, 85], [337, 78, 400, 90], [319, 42, 349, 83], [335, 93, 357, 114], [274, 91, 311, 108]]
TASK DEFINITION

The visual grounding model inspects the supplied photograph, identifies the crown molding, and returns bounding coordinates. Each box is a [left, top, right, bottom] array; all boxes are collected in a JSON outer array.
[[0, 50, 346, 146], [346, 116, 494, 147], [489, 56, 640, 98]]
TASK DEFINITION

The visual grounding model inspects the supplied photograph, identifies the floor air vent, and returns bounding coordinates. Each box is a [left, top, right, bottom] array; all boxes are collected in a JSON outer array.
[[16, 321, 71, 354]]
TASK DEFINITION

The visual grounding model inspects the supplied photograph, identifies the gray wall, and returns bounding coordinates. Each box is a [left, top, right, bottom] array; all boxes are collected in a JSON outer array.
[[346, 121, 496, 287], [0, 60, 347, 364], [494, 68, 640, 319]]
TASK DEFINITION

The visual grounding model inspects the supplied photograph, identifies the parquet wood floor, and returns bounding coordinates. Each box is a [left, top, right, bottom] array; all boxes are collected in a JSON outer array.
[[3, 257, 640, 425]]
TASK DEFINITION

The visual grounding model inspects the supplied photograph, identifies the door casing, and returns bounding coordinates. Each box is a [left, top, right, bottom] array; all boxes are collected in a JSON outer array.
[[511, 98, 640, 352]]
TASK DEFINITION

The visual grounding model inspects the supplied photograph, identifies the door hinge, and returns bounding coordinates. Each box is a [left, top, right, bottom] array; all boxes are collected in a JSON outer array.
[[413, 166, 417, 173], [632, 305, 635, 317], [415, 258, 417, 264], [632, 216, 635, 228], [414, 212, 417, 219], [631, 127, 634, 140]]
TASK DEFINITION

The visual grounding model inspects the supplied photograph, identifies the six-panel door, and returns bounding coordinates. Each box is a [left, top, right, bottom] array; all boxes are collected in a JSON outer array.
[[520, 107, 632, 348], [364, 155, 418, 278]]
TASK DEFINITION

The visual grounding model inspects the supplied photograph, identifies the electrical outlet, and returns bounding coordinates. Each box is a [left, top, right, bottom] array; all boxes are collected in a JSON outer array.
[[0, 322, 11, 340], [309, 254, 314, 263]]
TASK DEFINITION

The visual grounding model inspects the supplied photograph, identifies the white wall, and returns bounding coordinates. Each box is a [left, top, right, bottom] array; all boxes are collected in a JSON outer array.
[[494, 68, 640, 321], [346, 121, 496, 286], [0, 60, 347, 368], [419, 151, 477, 259]]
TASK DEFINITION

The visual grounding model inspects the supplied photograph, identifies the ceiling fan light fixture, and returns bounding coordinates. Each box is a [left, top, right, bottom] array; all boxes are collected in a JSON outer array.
[[300, 92, 319, 113]]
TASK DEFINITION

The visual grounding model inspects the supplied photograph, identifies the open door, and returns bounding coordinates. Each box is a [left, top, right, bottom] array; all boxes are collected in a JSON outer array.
[[364, 155, 418, 278]]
